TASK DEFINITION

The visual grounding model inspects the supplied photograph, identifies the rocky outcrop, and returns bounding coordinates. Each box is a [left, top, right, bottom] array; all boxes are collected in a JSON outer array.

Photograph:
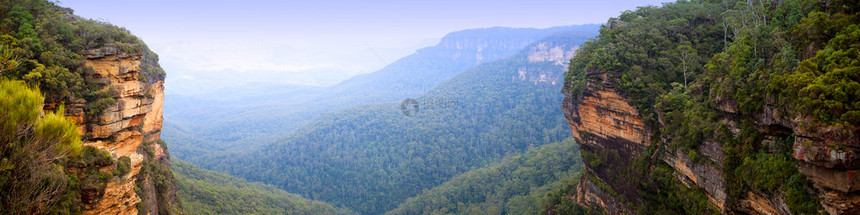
[[561, 70, 649, 214], [437, 30, 540, 64], [737, 192, 791, 215], [791, 119, 860, 214], [562, 73, 648, 146], [53, 45, 176, 214], [663, 147, 727, 210], [747, 95, 860, 214], [512, 42, 579, 85], [561, 71, 649, 147], [562, 69, 860, 214], [527, 42, 577, 66]]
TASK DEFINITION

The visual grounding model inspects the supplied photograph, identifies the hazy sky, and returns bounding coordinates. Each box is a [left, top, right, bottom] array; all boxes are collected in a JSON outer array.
[[60, 0, 673, 95]]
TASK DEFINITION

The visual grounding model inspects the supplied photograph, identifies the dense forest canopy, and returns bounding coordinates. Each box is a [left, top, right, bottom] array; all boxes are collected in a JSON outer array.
[[172, 160, 355, 215], [192, 31, 593, 214], [387, 138, 583, 215], [568, 0, 858, 129]]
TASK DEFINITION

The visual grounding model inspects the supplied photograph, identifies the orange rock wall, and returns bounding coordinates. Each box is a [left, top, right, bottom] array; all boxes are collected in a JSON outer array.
[[561, 71, 649, 213], [569, 86, 649, 146], [75, 47, 165, 215]]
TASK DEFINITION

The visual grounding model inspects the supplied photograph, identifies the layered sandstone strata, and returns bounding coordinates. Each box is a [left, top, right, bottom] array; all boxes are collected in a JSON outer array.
[[561, 71, 648, 214], [562, 68, 859, 214], [59, 45, 169, 215]]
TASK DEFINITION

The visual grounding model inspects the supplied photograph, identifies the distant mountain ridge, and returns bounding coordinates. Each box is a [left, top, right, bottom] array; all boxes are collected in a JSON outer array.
[[194, 28, 596, 214], [163, 25, 599, 162], [329, 25, 599, 100]]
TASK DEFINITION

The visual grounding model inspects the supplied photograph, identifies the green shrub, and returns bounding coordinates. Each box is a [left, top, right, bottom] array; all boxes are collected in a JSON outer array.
[[115, 156, 131, 176], [0, 79, 83, 213]]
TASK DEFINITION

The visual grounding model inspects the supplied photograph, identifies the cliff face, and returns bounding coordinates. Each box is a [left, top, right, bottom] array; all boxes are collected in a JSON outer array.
[[561, 70, 859, 214], [554, 1, 860, 214], [510, 41, 580, 86], [791, 118, 860, 214], [435, 28, 551, 64], [425, 26, 597, 66], [561, 71, 649, 214], [527, 42, 577, 66], [57, 45, 177, 214]]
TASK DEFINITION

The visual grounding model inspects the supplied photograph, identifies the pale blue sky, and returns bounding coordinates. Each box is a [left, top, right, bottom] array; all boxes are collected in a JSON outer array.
[[60, 0, 673, 94]]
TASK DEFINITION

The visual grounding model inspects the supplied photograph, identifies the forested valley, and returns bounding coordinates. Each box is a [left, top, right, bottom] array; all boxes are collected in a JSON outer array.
[[161, 26, 599, 162], [183, 30, 594, 214], [2, 0, 858, 214]]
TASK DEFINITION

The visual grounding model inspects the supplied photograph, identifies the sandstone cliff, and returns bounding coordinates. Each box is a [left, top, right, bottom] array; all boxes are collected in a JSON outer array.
[[516, 41, 579, 85], [561, 69, 859, 215], [557, 1, 859, 214], [561, 71, 648, 214], [788, 116, 860, 214], [52, 44, 178, 215]]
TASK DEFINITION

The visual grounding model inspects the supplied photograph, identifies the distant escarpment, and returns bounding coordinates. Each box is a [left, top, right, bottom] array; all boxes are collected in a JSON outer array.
[[433, 26, 585, 64], [0, 1, 178, 214], [559, 1, 858, 214]]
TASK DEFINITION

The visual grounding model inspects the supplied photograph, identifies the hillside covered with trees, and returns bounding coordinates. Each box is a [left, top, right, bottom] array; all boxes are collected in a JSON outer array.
[[387, 138, 583, 215], [192, 30, 594, 214], [172, 160, 355, 215], [162, 26, 599, 163], [561, 0, 859, 214], [7, 0, 856, 214]]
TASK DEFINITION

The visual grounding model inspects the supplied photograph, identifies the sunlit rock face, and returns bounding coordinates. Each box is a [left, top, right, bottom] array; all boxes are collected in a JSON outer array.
[[48, 45, 173, 215], [562, 72, 649, 146], [561, 70, 649, 214]]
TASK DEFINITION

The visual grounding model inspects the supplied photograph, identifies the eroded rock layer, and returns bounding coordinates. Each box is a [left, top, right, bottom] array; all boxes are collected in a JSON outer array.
[[561, 71, 648, 214], [55, 45, 174, 215], [562, 68, 859, 214], [792, 120, 860, 214]]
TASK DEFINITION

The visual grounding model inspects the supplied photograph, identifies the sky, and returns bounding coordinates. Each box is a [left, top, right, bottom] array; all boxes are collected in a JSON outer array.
[[60, 0, 673, 95]]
